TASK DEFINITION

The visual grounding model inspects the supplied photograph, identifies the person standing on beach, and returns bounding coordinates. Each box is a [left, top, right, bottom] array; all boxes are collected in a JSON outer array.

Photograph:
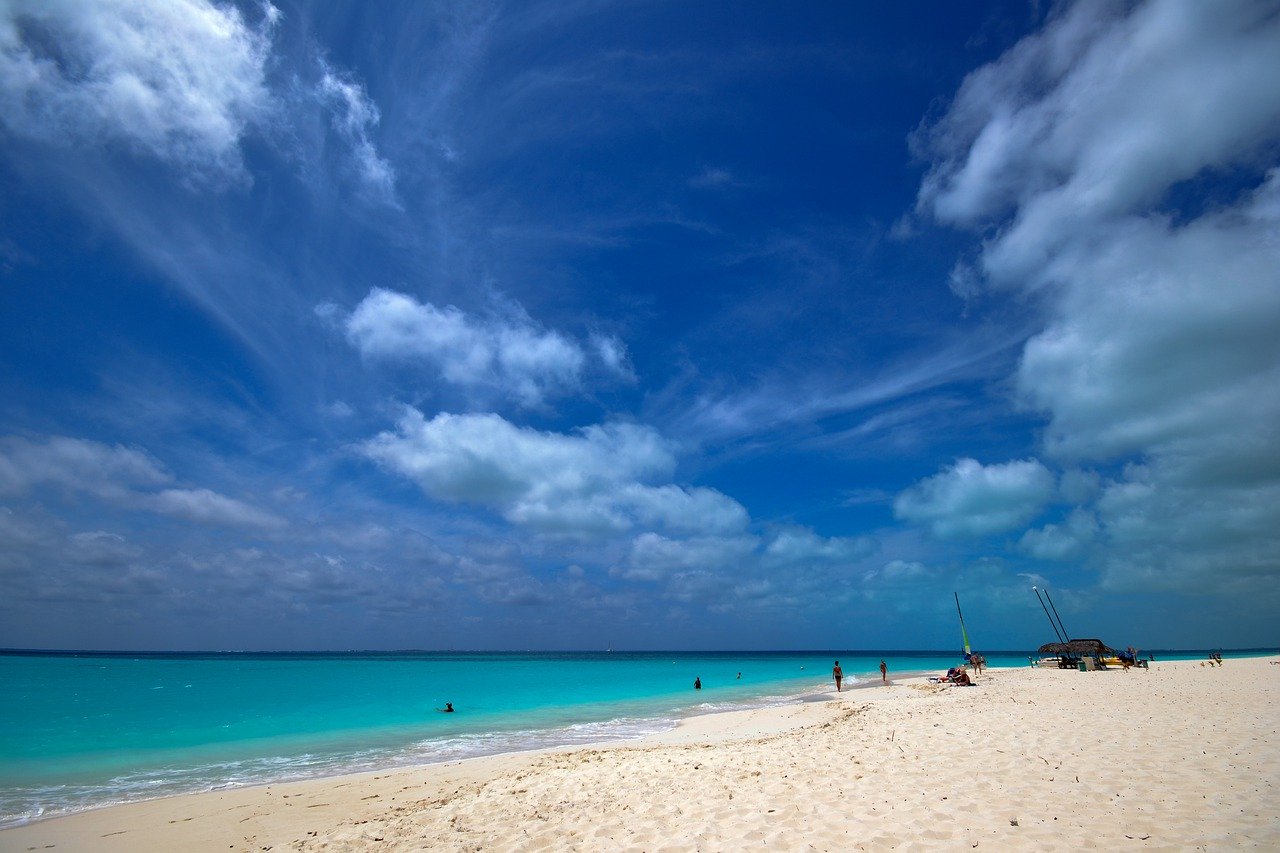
[[832, 660, 843, 692], [879, 659, 888, 684]]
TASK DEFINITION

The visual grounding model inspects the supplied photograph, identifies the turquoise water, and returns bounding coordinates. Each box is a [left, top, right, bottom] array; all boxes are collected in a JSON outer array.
[[0, 648, 1267, 825]]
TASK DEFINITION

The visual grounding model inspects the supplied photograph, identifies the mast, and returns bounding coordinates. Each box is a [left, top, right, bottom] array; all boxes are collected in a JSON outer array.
[[1033, 586, 1066, 643], [954, 591, 971, 656], [1043, 588, 1070, 641]]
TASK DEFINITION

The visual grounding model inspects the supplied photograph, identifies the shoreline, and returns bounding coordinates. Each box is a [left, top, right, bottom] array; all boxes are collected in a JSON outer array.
[[0, 666, 920, 830], [3, 656, 1277, 850]]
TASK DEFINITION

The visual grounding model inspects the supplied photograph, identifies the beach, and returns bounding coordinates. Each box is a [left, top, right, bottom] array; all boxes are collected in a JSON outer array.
[[3, 656, 1276, 852]]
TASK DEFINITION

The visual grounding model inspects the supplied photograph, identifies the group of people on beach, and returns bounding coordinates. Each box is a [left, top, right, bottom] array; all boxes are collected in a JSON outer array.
[[831, 660, 889, 692]]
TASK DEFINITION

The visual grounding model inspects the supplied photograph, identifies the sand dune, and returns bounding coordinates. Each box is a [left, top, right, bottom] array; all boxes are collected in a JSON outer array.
[[3, 656, 1276, 851]]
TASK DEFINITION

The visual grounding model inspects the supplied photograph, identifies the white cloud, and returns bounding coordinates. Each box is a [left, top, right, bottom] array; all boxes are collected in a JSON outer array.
[[613, 483, 748, 536], [862, 559, 930, 585], [895, 458, 1054, 538], [615, 532, 756, 582], [1019, 510, 1096, 561], [915, 0, 1280, 590], [0, 0, 276, 184], [0, 1, 397, 199], [66, 530, 141, 567], [0, 435, 170, 499], [1016, 186, 1280, 469], [763, 527, 876, 565], [590, 333, 636, 382], [345, 288, 632, 406], [0, 434, 283, 531], [150, 488, 285, 530], [361, 409, 748, 540], [916, 1, 1280, 283]]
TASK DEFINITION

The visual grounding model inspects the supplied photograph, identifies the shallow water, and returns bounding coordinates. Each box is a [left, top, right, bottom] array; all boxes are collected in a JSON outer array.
[[0, 648, 1262, 825]]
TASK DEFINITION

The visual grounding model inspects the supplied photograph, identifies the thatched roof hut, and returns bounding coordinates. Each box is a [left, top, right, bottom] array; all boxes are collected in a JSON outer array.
[[1036, 638, 1117, 656]]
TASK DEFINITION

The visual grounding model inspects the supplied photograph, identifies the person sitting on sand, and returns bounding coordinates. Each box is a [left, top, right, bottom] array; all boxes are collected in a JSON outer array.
[[952, 670, 972, 686], [930, 667, 961, 683]]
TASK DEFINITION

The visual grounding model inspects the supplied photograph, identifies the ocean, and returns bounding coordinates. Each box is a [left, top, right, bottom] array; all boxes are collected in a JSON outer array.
[[0, 648, 1261, 826]]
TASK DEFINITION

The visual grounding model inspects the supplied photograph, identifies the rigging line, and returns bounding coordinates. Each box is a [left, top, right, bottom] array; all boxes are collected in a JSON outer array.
[[1033, 586, 1065, 643], [1043, 588, 1070, 642]]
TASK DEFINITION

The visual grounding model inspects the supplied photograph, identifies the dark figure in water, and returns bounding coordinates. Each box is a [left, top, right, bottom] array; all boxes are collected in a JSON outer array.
[[694, 677, 702, 690], [438, 703, 454, 712]]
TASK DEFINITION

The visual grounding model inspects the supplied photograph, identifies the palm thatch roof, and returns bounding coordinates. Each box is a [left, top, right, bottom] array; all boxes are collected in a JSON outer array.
[[1036, 638, 1117, 656]]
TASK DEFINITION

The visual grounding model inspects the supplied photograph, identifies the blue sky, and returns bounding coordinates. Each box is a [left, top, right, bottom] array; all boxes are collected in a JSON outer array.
[[2, 0, 1278, 651]]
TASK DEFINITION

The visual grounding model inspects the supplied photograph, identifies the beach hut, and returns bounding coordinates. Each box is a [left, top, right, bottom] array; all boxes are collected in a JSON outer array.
[[1036, 639, 1117, 669]]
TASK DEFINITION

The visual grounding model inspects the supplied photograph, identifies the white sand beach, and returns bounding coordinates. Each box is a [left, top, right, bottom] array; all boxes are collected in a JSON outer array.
[[3, 656, 1276, 852]]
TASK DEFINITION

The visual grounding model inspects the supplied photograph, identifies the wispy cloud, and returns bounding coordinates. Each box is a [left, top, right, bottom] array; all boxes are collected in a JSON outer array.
[[688, 166, 738, 189], [664, 325, 1027, 445], [317, 62, 397, 203]]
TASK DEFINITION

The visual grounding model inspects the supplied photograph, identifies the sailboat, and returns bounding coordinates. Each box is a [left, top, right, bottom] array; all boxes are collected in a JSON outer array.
[[954, 591, 971, 657], [955, 592, 983, 673]]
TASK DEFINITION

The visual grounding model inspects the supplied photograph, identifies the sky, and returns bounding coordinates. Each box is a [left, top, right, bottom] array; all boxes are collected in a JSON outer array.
[[1, 1, 1278, 652]]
